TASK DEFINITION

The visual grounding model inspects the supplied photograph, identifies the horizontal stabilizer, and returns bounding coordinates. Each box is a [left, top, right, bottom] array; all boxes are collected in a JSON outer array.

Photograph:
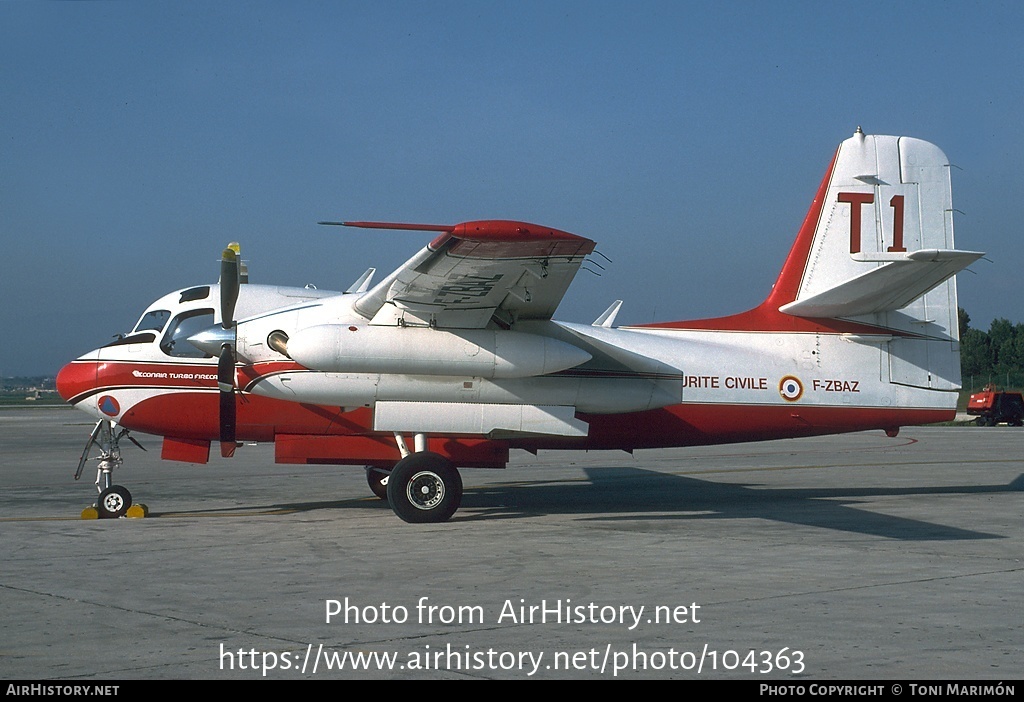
[[373, 401, 589, 437], [780, 249, 983, 318]]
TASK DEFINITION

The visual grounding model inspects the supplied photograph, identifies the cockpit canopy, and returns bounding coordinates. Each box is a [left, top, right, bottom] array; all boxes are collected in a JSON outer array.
[[107, 282, 339, 360], [114, 286, 216, 358]]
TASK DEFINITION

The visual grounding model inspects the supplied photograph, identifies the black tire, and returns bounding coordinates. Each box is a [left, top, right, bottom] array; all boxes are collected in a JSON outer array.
[[975, 417, 987, 427], [386, 452, 462, 524], [366, 466, 392, 500], [97, 485, 132, 519]]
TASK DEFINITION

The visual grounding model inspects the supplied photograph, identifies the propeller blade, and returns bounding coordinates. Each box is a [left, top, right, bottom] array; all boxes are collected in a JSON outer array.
[[218, 343, 237, 458], [220, 245, 240, 330], [217, 244, 242, 457]]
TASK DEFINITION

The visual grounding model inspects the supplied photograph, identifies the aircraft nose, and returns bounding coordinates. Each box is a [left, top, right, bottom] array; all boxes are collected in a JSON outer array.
[[56, 363, 75, 402], [56, 360, 96, 404]]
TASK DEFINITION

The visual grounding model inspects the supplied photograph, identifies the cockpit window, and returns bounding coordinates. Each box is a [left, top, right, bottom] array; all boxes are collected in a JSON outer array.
[[179, 286, 210, 303], [160, 309, 215, 358], [133, 309, 171, 334]]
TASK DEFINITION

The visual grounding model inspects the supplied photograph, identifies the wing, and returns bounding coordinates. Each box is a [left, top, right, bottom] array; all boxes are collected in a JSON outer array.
[[334, 220, 596, 329]]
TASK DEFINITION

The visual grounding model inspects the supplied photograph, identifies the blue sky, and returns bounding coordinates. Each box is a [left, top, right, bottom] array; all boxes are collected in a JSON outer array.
[[2, 1, 1022, 376]]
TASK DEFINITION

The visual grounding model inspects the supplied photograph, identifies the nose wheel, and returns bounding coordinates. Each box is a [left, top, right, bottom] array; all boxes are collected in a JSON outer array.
[[98, 485, 133, 519]]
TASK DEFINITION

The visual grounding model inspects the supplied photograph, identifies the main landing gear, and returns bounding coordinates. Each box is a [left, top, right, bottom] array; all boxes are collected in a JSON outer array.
[[375, 433, 463, 524], [365, 466, 391, 500], [76, 419, 147, 519]]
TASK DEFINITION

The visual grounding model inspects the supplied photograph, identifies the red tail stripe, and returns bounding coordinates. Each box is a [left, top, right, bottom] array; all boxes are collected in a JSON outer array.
[[630, 148, 896, 334]]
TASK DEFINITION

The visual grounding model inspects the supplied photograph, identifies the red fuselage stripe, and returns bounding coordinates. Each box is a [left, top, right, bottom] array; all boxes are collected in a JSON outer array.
[[100, 385, 950, 449]]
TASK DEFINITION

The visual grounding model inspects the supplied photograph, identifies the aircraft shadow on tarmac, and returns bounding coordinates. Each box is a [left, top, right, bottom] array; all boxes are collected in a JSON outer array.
[[453, 467, 1024, 540], [152, 467, 1023, 541]]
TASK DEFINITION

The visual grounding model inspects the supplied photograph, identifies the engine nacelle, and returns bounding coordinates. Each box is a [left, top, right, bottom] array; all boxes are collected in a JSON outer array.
[[286, 325, 592, 379]]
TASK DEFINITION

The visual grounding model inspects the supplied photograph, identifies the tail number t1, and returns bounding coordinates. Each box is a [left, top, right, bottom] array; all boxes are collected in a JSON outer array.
[[838, 192, 906, 254]]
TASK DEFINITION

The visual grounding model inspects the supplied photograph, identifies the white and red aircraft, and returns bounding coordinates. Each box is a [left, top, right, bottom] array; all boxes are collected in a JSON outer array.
[[57, 130, 982, 523]]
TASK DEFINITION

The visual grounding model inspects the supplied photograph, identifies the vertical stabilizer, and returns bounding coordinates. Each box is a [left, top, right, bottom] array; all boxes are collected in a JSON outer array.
[[776, 131, 982, 390], [642, 131, 983, 392]]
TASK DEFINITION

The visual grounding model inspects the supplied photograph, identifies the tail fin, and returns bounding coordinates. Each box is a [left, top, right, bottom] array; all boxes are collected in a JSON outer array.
[[776, 130, 982, 390], [648, 130, 984, 392], [778, 130, 982, 321]]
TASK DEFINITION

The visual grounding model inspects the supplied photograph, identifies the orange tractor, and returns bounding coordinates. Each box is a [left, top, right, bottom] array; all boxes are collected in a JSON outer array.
[[967, 385, 1024, 426]]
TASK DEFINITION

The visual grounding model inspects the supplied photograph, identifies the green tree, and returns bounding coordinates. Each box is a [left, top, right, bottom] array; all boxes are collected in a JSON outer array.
[[960, 328, 991, 379], [958, 307, 971, 339], [958, 309, 1023, 390]]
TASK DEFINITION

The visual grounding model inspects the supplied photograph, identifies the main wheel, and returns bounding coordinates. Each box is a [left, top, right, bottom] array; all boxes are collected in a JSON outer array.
[[386, 452, 462, 524], [366, 466, 392, 500], [97, 485, 132, 519]]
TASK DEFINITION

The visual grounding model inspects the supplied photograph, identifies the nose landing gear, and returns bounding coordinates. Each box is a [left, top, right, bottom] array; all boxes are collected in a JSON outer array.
[[76, 420, 148, 519]]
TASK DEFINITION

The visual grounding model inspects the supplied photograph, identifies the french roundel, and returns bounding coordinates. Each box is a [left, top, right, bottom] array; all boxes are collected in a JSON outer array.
[[778, 376, 803, 402], [98, 395, 121, 417]]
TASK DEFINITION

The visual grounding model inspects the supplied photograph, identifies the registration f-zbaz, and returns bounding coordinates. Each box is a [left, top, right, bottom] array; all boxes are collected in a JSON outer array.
[[57, 131, 982, 523]]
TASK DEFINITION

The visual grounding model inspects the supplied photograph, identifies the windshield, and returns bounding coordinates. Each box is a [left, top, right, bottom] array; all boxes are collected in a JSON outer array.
[[133, 309, 171, 334]]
